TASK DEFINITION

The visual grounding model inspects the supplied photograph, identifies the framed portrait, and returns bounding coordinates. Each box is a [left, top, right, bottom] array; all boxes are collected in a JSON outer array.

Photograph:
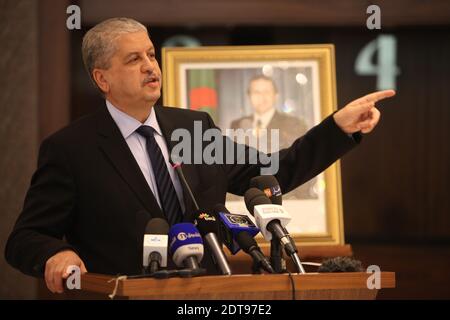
[[162, 44, 344, 245]]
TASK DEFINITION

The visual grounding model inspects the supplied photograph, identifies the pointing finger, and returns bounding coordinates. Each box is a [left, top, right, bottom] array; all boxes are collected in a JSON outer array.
[[351, 90, 395, 106], [362, 90, 396, 103]]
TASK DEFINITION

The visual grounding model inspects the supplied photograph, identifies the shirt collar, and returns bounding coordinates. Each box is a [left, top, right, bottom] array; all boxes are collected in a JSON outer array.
[[105, 100, 162, 139], [253, 108, 276, 128]]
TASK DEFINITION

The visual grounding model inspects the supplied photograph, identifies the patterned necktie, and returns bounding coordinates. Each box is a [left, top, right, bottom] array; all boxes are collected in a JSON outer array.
[[136, 125, 182, 225]]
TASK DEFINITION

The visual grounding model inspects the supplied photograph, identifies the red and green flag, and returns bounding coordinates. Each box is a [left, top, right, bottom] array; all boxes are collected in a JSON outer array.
[[188, 69, 218, 122]]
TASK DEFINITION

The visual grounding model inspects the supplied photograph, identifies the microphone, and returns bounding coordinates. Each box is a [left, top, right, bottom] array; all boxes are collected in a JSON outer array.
[[236, 232, 274, 274], [171, 161, 199, 210], [171, 160, 232, 275], [193, 210, 232, 275], [168, 223, 205, 272], [244, 188, 292, 244], [249, 175, 300, 265], [214, 204, 260, 254], [143, 218, 169, 274], [214, 204, 274, 274], [250, 175, 282, 205], [248, 175, 302, 256], [244, 187, 306, 274]]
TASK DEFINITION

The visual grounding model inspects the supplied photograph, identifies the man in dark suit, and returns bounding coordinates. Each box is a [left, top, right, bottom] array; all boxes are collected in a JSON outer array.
[[5, 17, 395, 294]]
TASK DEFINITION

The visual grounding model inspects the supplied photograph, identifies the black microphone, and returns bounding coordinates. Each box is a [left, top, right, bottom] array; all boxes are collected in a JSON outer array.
[[171, 161, 199, 210], [250, 175, 282, 205], [214, 204, 274, 274], [171, 160, 232, 275], [143, 218, 170, 274], [194, 210, 232, 275], [244, 187, 306, 274], [236, 232, 275, 274]]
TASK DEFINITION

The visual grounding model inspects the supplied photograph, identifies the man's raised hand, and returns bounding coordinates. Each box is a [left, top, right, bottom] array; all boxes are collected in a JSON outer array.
[[333, 90, 396, 134]]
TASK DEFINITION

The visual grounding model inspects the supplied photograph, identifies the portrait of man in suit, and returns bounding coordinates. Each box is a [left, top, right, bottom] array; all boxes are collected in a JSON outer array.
[[230, 75, 316, 199], [230, 75, 308, 151]]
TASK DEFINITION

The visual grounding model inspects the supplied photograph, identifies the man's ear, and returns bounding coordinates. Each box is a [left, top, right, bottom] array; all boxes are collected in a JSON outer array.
[[92, 69, 109, 94]]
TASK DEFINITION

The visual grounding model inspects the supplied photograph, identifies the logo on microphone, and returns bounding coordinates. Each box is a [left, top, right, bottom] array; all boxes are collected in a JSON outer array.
[[149, 236, 162, 242], [177, 232, 188, 241], [198, 212, 216, 221], [261, 207, 283, 214], [226, 213, 256, 227], [177, 232, 201, 241]]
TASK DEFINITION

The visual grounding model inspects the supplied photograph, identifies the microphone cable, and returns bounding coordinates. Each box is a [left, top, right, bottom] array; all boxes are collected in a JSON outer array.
[[287, 270, 296, 300]]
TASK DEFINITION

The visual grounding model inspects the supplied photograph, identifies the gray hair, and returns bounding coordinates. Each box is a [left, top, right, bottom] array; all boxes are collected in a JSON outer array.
[[82, 17, 148, 92]]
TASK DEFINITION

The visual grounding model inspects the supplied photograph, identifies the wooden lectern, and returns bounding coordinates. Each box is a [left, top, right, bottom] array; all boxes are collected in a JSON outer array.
[[71, 272, 395, 300]]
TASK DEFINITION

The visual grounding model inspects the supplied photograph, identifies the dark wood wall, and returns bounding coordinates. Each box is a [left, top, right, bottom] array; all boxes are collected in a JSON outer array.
[[80, 0, 450, 26], [335, 28, 450, 242]]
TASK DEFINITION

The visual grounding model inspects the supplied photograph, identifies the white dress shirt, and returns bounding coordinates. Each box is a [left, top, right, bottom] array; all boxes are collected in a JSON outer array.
[[252, 107, 276, 130], [252, 107, 276, 138], [106, 100, 185, 214]]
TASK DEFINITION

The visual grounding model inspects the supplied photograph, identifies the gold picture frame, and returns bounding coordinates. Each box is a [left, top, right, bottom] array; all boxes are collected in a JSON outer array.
[[162, 44, 344, 246]]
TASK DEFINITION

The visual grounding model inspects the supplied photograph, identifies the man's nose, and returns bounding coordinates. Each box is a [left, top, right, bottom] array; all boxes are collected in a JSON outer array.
[[141, 56, 154, 73]]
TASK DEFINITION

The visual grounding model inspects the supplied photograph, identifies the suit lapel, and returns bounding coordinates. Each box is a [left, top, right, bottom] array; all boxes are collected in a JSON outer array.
[[267, 111, 281, 130], [154, 105, 199, 219], [95, 107, 165, 220]]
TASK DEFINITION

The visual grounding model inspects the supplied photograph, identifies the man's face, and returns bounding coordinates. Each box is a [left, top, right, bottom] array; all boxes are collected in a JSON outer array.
[[98, 31, 162, 106], [248, 79, 278, 115]]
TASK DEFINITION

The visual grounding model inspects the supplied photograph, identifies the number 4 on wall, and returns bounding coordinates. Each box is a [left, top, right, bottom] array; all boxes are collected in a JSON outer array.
[[355, 35, 400, 90]]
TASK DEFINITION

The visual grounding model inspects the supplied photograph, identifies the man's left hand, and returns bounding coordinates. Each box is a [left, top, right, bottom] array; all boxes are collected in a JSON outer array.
[[333, 90, 396, 134]]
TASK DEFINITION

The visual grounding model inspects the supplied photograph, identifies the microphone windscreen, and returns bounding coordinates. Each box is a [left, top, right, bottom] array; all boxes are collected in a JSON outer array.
[[318, 257, 364, 273], [244, 188, 272, 215], [193, 210, 220, 236], [168, 223, 204, 267], [168, 223, 203, 253], [145, 217, 170, 235], [250, 176, 282, 205]]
